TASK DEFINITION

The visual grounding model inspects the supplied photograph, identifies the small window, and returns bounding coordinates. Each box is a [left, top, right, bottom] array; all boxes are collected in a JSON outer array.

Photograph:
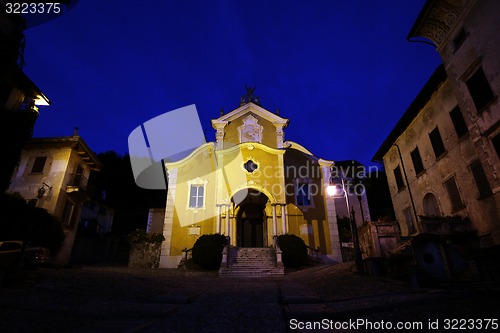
[[31, 156, 47, 173], [71, 165, 84, 187], [492, 133, 500, 159], [296, 183, 311, 206], [449, 106, 468, 138], [470, 160, 492, 198], [62, 201, 76, 227], [466, 67, 495, 112], [393, 165, 405, 191], [423, 193, 441, 217], [453, 28, 467, 50], [429, 127, 446, 158], [444, 177, 464, 212], [479, 234, 494, 248], [189, 185, 205, 208], [410, 147, 425, 175]]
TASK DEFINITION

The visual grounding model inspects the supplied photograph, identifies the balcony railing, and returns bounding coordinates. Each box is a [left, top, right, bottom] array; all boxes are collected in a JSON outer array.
[[66, 173, 88, 192]]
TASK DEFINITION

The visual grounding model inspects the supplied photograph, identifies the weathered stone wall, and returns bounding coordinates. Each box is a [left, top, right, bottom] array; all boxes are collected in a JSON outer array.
[[358, 221, 400, 258], [129, 243, 162, 269], [382, 0, 500, 243]]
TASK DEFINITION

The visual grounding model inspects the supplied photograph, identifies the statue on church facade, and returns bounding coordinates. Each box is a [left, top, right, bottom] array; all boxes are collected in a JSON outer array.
[[240, 85, 261, 106]]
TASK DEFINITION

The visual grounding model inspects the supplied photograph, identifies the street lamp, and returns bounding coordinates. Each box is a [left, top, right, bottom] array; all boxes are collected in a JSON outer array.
[[327, 177, 364, 274], [37, 182, 52, 199]]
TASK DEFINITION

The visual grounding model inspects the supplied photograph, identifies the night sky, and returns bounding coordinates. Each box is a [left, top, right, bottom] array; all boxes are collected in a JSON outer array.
[[22, 0, 441, 166]]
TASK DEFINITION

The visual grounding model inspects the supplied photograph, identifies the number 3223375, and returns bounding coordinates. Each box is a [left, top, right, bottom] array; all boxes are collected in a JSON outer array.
[[5, 3, 61, 14]]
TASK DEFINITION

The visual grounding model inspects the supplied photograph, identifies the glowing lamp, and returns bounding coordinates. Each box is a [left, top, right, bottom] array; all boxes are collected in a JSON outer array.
[[326, 185, 338, 197], [34, 93, 50, 106]]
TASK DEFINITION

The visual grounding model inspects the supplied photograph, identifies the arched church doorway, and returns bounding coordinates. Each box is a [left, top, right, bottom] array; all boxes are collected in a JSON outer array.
[[233, 189, 268, 247]]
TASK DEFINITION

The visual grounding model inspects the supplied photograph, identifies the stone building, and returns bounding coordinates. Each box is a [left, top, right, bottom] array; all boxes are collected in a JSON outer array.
[[8, 132, 107, 264], [1, 0, 78, 194], [373, 0, 499, 246], [150, 94, 370, 268]]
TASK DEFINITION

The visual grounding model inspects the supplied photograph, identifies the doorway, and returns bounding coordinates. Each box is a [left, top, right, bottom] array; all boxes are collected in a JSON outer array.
[[234, 189, 268, 247]]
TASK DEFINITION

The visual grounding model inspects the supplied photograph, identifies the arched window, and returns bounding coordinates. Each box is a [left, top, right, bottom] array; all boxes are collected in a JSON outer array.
[[423, 193, 441, 217]]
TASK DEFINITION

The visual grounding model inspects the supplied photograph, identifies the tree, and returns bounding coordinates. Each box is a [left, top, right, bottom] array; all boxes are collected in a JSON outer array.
[[0, 192, 64, 253], [89, 151, 166, 235]]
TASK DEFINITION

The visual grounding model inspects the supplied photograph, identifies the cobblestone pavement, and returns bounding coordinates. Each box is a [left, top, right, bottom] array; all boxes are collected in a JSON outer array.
[[1, 264, 499, 333]]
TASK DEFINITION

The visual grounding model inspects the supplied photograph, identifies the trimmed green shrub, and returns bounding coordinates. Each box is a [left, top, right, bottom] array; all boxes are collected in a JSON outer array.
[[192, 234, 227, 270], [277, 234, 308, 267]]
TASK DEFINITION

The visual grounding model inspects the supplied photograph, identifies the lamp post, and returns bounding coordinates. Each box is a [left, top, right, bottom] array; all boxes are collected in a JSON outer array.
[[327, 178, 364, 274]]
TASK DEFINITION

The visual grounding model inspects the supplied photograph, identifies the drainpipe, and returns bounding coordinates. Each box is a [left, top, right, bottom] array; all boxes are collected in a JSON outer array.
[[393, 143, 420, 233]]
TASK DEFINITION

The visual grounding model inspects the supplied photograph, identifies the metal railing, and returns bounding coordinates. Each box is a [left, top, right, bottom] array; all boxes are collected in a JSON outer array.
[[67, 173, 88, 190]]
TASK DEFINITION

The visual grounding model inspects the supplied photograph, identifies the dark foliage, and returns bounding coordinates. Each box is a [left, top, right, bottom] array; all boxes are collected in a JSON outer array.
[[89, 151, 166, 236], [277, 234, 308, 267], [0, 108, 38, 194], [0, 15, 29, 194], [0, 192, 64, 253], [337, 216, 352, 242], [365, 167, 396, 221], [192, 234, 227, 270], [128, 229, 165, 244]]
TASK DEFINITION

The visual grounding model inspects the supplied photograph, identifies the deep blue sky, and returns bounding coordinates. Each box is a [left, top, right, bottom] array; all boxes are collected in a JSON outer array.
[[22, 0, 440, 166]]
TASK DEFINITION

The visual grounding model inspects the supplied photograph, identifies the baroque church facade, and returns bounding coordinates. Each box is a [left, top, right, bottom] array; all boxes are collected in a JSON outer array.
[[151, 93, 370, 268]]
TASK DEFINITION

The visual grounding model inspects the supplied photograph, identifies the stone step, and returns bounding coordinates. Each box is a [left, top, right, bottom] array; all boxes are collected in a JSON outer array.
[[235, 258, 274, 262], [235, 261, 275, 265], [220, 271, 284, 275], [230, 263, 276, 267], [219, 247, 283, 277], [219, 267, 284, 277], [238, 255, 274, 258]]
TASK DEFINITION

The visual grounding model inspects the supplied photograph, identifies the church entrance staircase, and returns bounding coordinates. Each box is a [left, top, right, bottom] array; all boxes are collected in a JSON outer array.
[[219, 247, 284, 277]]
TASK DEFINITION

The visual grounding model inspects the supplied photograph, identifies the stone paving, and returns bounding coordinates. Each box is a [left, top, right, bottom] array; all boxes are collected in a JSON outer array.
[[144, 279, 286, 333], [1, 264, 499, 333]]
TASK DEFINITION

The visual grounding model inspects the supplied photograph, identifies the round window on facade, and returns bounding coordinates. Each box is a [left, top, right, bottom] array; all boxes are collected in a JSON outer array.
[[244, 160, 258, 173]]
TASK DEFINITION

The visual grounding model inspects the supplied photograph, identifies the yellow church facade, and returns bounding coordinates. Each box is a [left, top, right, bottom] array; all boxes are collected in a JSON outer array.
[[156, 100, 343, 268]]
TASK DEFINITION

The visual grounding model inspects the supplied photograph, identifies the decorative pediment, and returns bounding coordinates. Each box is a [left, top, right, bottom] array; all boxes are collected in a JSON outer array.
[[212, 102, 288, 127], [211, 102, 289, 149], [238, 115, 263, 143]]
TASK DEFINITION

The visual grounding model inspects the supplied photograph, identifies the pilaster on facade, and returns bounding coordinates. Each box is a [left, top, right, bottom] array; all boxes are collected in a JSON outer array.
[[160, 168, 177, 260], [271, 203, 278, 236], [275, 124, 285, 148], [281, 204, 288, 234], [271, 203, 288, 235], [319, 160, 342, 262], [277, 152, 287, 203], [211, 120, 228, 150]]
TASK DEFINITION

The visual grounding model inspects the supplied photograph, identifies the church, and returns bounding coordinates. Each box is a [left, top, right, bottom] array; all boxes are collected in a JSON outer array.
[[146, 90, 370, 268]]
